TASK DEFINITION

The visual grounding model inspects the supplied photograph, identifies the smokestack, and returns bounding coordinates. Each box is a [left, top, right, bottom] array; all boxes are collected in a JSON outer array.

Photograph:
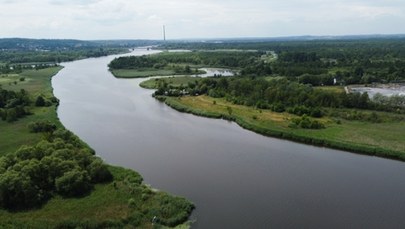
[[163, 25, 166, 42]]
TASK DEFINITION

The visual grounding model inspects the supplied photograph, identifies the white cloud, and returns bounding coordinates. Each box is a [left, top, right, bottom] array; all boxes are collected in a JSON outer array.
[[0, 0, 404, 39]]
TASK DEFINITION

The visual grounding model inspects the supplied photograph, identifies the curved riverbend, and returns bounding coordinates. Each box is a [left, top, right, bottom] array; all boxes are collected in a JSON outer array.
[[53, 48, 405, 229]]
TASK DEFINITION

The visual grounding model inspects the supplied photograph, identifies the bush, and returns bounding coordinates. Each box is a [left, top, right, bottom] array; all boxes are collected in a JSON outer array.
[[291, 115, 325, 129], [28, 121, 57, 133], [0, 170, 43, 209], [55, 168, 92, 197], [35, 96, 46, 107], [87, 158, 113, 183]]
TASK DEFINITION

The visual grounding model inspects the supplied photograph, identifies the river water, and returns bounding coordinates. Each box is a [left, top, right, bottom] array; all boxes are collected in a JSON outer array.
[[52, 48, 405, 229]]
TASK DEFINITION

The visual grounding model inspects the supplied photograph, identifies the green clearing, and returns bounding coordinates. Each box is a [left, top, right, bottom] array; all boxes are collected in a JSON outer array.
[[0, 67, 62, 97], [161, 95, 405, 159], [314, 85, 345, 93], [140, 76, 202, 89]]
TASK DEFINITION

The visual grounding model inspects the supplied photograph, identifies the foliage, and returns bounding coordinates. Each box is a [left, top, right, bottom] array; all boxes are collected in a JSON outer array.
[[28, 121, 57, 133], [0, 88, 31, 122], [290, 115, 325, 129], [162, 38, 405, 84], [0, 127, 112, 209]]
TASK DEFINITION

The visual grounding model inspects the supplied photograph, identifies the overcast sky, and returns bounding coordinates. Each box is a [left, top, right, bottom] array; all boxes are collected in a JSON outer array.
[[1, 0, 404, 40]]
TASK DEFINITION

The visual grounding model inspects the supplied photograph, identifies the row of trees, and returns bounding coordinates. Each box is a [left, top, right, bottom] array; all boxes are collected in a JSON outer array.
[[109, 51, 262, 70], [0, 127, 112, 210]]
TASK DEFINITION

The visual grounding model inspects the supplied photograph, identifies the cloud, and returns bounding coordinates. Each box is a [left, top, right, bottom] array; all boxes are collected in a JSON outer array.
[[0, 0, 404, 39]]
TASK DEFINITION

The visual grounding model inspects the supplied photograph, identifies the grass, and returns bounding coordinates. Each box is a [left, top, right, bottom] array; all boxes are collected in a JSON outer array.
[[111, 69, 177, 78], [0, 166, 194, 229], [140, 76, 202, 89], [0, 67, 62, 97], [0, 67, 63, 155], [160, 95, 405, 161], [314, 85, 345, 93]]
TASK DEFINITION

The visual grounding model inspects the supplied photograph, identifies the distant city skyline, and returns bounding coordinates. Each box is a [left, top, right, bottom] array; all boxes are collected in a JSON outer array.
[[0, 0, 404, 40]]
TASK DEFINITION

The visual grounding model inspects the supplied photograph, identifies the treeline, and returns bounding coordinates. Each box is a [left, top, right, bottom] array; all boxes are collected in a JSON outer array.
[[155, 77, 404, 116], [0, 126, 112, 210], [109, 51, 262, 69], [162, 38, 405, 59], [0, 63, 57, 74], [160, 39, 405, 84], [0, 48, 125, 64], [0, 38, 160, 51]]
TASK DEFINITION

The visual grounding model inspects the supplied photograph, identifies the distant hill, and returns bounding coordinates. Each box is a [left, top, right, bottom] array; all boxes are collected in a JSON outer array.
[[175, 34, 405, 43], [0, 38, 161, 51]]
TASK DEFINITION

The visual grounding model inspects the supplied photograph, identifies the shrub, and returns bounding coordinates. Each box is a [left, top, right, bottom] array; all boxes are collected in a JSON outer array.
[[55, 168, 92, 197], [35, 96, 46, 107], [28, 121, 57, 133]]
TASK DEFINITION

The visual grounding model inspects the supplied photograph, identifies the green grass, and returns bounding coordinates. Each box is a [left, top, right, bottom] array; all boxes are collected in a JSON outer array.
[[1, 67, 62, 97], [161, 95, 405, 161], [111, 69, 177, 78], [0, 166, 194, 229], [140, 76, 202, 89], [314, 85, 345, 93], [0, 67, 63, 156]]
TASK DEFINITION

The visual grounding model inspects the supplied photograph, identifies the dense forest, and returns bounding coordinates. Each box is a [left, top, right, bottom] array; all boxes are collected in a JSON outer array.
[[113, 38, 405, 84]]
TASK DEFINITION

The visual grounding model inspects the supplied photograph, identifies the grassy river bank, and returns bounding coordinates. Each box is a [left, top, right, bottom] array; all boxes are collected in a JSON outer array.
[[155, 94, 405, 162]]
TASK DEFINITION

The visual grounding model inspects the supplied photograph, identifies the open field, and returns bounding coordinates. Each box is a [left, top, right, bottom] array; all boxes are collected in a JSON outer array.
[[0, 67, 63, 155], [161, 95, 405, 160], [1, 67, 62, 96]]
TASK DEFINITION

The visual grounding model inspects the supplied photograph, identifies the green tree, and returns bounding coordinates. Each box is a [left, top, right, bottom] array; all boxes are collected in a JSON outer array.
[[35, 95, 46, 107], [55, 168, 91, 197]]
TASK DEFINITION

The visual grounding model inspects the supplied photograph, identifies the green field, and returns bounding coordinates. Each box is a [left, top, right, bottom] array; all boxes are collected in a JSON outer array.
[[140, 76, 202, 89], [0, 67, 63, 155], [160, 95, 405, 160], [111, 69, 178, 78]]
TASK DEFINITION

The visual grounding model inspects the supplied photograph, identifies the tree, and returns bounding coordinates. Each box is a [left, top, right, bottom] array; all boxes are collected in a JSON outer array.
[[87, 158, 112, 183], [55, 168, 91, 197], [35, 96, 45, 107], [0, 170, 42, 209]]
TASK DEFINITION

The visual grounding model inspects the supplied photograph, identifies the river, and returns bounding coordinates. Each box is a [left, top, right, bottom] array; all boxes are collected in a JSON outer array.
[[52, 48, 405, 229]]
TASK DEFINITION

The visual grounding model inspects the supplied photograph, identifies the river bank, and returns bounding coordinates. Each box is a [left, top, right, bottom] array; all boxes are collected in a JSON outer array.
[[157, 95, 405, 162]]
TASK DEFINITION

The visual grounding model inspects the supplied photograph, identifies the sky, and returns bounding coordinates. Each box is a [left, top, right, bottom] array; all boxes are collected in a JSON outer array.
[[0, 0, 404, 40]]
